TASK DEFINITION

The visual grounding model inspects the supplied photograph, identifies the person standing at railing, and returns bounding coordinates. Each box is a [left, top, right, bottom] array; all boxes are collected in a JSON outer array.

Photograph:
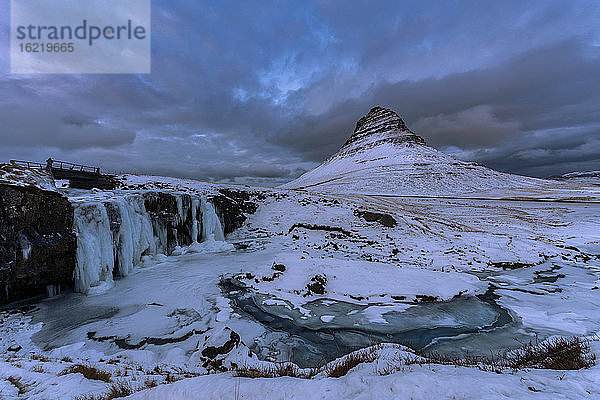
[[45, 157, 53, 171]]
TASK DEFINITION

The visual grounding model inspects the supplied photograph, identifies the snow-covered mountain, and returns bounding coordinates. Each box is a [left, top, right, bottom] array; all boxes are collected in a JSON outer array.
[[549, 170, 600, 186], [281, 106, 553, 196]]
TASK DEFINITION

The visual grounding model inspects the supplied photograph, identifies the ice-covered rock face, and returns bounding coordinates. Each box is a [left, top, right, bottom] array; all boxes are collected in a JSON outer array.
[[71, 192, 227, 294], [337, 106, 426, 157]]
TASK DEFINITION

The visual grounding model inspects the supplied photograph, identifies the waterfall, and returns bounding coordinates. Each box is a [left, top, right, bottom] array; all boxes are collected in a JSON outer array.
[[73, 202, 115, 293], [191, 197, 200, 243], [72, 192, 226, 294], [201, 198, 225, 241], [112, 195, 155, 277]]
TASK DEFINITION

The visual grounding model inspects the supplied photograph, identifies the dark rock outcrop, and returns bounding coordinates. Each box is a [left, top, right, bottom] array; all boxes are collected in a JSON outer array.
[[0, 185, 76, 305], [68, 175, 118, 190], [340, 106, 426, 153], [287, 223, 352, 237], [354, 210, 397, 228], [143, 192, 201, 255], [305, 274, 327, 296], [200, 327, 242, 372], [210, 189, 259, 235]]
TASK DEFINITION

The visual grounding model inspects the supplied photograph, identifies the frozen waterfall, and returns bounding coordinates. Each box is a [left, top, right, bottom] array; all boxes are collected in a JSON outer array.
[[72, 192, 227, 293], [201, 198, 225, 241]]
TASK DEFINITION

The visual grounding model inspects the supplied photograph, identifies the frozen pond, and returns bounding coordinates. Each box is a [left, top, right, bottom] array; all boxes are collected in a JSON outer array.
[[220, 278, 512, 367]]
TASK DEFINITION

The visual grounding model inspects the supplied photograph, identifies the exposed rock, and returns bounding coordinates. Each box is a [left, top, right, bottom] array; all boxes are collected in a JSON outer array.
[[201, 329, 241, 359], [0, 163, 57, 192], [209, 189, 259, 235], [0, 184, 76, 305], [143, 192, 200, 254], [415, 294, 439, 303], [548, 170, 600, 186], [66, 174, 118, 190], [199, 327, 242, 372], [341, 106, 426, 153], [305, 274, 327, 296], [288, 223, 352, 236], [354, 210, 397, 227], [87, 327, 208, 350], [490, 261, 536, 270], [272, 263, 286, 272]]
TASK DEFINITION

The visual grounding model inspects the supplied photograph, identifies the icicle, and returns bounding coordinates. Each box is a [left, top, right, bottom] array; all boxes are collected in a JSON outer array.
[[176, 195, 184, 225], [73, 203, 115, 293], [201, 199, 225, 241], [72, 193, 229, 294], [113, 195, 154, 277], [46, 283, 60, 297], [191, 197, 200, 243], [19, 233, 32, 261]]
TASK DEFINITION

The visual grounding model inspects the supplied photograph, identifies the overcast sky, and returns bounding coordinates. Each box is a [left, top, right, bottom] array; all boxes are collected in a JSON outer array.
[[1, 1, 599, 185]]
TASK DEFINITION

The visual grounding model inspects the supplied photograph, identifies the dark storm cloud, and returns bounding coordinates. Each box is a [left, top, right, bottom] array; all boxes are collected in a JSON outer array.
[[0, 0, 598, 183], [0, 77, 137, 149], [276, 39, 600, 176]]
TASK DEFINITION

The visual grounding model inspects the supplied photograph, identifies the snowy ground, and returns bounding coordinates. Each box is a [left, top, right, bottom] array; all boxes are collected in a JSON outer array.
[[0, 176, 599, 399], [0, 163, 56, 192]]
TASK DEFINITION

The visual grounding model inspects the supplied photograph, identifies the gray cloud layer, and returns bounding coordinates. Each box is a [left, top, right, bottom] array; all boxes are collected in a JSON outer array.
[[0, 1, 599, 184]]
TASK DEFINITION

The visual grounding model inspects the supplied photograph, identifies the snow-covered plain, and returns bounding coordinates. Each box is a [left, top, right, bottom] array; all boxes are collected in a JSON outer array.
[[1, 178, 598, 399]]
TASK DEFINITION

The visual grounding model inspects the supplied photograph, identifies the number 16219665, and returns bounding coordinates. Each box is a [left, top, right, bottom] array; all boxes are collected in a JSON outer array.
[[19, 43, 74, 52]]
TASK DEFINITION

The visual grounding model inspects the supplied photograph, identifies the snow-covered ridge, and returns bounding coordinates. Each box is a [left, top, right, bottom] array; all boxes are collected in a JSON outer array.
[[549, 170, 600, 186], [70, 191, 227, 293]]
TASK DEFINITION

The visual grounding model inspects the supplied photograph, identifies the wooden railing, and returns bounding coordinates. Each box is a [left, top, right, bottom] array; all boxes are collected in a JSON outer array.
[[11, 159, 100, 174], [10, 160, 45, 169], [49, 160, 100, 174]]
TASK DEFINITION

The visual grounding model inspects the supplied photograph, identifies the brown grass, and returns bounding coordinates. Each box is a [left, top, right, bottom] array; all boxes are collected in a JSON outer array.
[[235, 347, 380, 379], [59, 364, 112, 382], [235, 363, 301, 379], [398, 336, 596, 373], [238, 336, 596, 380], [7, 376, 28, 395], [164, 372, 182, 383], [73, 381, 133, 400], [31, 365, 45, 373], [144, 378, 159, 388], [105, 381, 134, 398], [234, 362, 320, 379], [326, 348, 378, 378], [504, 336, 596, 370], [31, 353, 51, 362]]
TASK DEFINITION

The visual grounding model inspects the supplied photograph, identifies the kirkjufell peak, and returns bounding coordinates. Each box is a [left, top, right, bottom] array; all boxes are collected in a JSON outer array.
[[337, 106, 426, 158], [343, 106, 426, 149], [281, 105, 550, 195]]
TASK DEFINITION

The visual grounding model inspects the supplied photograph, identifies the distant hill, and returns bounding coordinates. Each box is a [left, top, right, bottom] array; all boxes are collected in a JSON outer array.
[[548, 171, 600, 186]]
